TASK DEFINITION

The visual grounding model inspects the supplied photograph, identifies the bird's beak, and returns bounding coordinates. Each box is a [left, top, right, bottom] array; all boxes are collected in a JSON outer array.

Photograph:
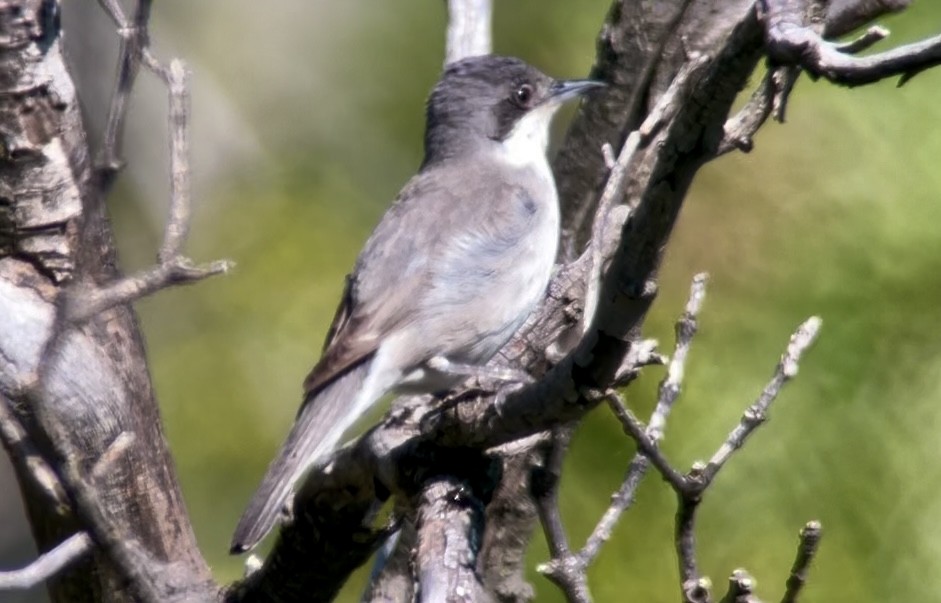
[[547, 79, 606, 104]]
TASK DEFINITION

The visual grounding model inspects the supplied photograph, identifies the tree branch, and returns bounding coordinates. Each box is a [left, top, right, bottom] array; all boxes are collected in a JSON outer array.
[[414, 475, 490, 602], [781, 521, 822, 603], [95, 0, 153, 176], [700, 317, 821, 484], [444, 0, 492, 65], [761, 0, 941, 86], [0, 532, 93, 591]]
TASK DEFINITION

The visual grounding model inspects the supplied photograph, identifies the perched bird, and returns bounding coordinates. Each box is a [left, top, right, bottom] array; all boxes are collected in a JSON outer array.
[[231, 55, 603, 553]]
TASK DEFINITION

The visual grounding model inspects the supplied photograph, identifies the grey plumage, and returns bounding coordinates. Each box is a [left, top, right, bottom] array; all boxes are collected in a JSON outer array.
[[231, 55, 604, 553]]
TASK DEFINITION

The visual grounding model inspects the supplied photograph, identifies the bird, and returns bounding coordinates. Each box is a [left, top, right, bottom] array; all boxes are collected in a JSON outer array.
[[231, 54, 604, 553]]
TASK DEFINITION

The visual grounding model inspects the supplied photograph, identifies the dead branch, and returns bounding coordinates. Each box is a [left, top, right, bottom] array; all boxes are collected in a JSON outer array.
[[761, 0, 941, 86], [445, 0, 492, 65], [781, 521, 822, 603], [1, 0, 935, 601], [0, 532, 93, 591]]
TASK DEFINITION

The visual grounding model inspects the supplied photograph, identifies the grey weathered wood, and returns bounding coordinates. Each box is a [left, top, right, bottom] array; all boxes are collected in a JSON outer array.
[[0, 2, 211, 601]]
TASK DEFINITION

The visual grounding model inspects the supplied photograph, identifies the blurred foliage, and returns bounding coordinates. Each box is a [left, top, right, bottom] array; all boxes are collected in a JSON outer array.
[[6, 1, 941, 602]]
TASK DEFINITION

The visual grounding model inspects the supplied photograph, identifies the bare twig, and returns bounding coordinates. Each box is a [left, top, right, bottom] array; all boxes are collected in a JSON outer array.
[[717, 66, 799, 155], [760, 0, 941, 86], [533, 428, 591, 603], [444, 0, 492, 65], [677, 495, 706, 603], [605, 396, 686, 490], [63, 257, 231, 323], [781, 521, 822, 603], [0, 532, 94, 591], [581, 274, 708, 562], [668, 317, 820, 600], [61, 17, 233, 325], [650, 273, 707, 439], [96, 0, 154, 175], [701, 317, 821, 483], [538, 275, 709, 601], [597, 307, 820, 602], [719, 569, 761, 603], [834, 25, 889, 54]]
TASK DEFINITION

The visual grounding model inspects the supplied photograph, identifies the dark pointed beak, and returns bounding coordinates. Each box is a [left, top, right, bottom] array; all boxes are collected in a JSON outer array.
[[548, 79, 606, 103]]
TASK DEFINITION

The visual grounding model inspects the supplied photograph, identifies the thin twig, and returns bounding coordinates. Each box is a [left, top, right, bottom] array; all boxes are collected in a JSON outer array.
[[579, 274, 708, 564], [64, 258, 231, 324], [676, 496, 705, 602], [96, 0, 154, 174], [0, 532, 94, 590], [834, 26, 889, 54], [781, 521, 822, 603], [702, 317, 821, 483], [669, 318, 820, 601], [159, 60, 192, 263], [650, 273, 707, 439], [718, 569, 761, 603], [65, 6, 232, 326], [606, 396, 686, 490], [533, 428, 591, 603]]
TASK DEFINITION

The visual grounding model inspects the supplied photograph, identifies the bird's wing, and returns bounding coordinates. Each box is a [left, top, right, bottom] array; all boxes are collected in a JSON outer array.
[[301, 171, 449, 397], [301, 160, 543, 398]]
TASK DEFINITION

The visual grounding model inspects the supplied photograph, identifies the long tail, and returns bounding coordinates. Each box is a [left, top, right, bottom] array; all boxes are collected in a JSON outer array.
[[230, 359, 374, 553]]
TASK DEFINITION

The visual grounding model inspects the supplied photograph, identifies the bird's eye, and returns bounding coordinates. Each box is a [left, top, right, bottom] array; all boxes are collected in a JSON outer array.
[[513, 83, 535, 107]]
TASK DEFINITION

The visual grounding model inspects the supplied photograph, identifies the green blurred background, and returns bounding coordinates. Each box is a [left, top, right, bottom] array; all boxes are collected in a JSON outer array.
[[3, 2, 941, 601]]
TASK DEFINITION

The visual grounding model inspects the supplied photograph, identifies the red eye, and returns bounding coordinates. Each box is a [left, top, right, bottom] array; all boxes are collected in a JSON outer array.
[[514, 83, 534, 107]]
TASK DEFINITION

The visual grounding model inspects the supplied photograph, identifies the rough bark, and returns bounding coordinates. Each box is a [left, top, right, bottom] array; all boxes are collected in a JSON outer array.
[[0, 1, 211, 601], [0, 0, 938, 602]]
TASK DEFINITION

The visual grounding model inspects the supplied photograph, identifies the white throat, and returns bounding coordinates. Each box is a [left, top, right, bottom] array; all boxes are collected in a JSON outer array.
[[497, 103, 559, 171]]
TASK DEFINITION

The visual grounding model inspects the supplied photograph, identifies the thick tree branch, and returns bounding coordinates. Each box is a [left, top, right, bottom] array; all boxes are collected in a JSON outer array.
[[3, 1, 930, 601], [414, 475, 490, 603], [761, 0, 941, 86], [0, 1, 217, 600]]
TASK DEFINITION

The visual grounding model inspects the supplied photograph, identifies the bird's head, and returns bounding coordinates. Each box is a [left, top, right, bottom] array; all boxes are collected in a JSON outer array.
[[423, 55, 604, 167]]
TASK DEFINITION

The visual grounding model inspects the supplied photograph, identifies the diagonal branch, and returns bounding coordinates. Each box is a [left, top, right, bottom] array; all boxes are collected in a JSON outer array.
[[96, 0, 153, 176], [700, 317, 821, 484], [0, 532, 93, 591]]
